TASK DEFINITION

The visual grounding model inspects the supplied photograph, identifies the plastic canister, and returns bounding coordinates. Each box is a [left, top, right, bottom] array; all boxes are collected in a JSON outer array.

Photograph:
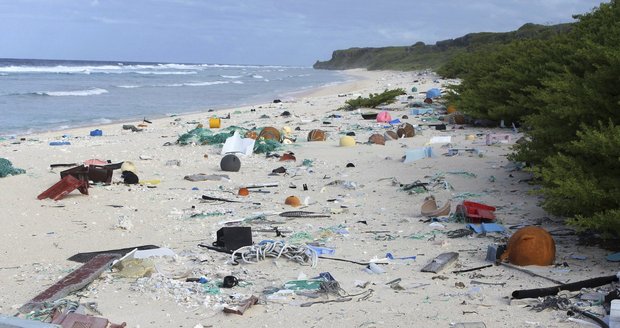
[[209, 117, 221, 128]]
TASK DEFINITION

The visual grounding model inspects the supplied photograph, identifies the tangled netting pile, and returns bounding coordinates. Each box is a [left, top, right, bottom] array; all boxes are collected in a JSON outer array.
[[177, 126, 249, 145], [176, 126, 281, 154], [0, 158, 25, 177]]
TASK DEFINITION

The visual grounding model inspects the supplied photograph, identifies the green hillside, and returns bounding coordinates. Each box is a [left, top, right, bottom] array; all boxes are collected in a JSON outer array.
[[313, 23, 572, 71]]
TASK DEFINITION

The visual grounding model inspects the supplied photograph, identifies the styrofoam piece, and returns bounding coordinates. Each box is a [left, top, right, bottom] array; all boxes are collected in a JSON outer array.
[[429, 136, 452, 144], [134, 247, 175, 259]]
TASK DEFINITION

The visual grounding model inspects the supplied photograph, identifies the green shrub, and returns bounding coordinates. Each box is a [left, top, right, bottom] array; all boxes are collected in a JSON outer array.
[[443, 1, 620, 238], [569, 210, 620, 239], [341, 88, 406, 110]]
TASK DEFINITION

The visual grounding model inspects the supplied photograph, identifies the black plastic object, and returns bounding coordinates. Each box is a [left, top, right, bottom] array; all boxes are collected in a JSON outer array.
[[122, 171, 139, 184], [222, 276, 239, 288], [67, 245, 160, 263], [220, 154, 241, 172], [213, 227, 252, 252], [511, 274, 619, 299]]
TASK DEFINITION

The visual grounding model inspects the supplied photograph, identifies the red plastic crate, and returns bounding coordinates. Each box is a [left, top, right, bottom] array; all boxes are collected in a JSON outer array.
[[37, 175, 87, 201], [461, 201, 496, 223]]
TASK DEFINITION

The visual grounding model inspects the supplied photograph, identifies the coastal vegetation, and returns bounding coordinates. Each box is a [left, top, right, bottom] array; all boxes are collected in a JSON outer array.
[[313, 23, 571, 71], [341, 88, 406, 110], [440, 1, 620, 238], [316, 1, 620, 238]]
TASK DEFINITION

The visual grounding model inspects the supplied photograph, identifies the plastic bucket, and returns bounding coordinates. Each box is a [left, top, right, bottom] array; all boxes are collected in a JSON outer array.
[[209, 118, 221, 128]]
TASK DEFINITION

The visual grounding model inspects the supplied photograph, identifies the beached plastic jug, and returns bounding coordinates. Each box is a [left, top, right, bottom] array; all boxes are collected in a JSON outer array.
[[209, 117, 221, 128]]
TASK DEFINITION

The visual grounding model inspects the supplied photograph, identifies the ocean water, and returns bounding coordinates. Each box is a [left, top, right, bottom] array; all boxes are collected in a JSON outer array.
[[0, 58, 350, 136]]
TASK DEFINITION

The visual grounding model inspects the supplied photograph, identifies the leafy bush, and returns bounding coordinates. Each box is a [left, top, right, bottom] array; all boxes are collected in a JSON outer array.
[[443, 0, 620, 238], [569, 210, 620, 239], [534, 122, 620, 237], [341, 88, 406, 110]]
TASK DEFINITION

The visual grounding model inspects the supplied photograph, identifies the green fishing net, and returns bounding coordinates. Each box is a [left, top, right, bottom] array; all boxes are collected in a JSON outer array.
[[177, 127, 213, 145], [253, 139, 281, 154], [177, 126, 250, 145], [0, 158, 25, 177]]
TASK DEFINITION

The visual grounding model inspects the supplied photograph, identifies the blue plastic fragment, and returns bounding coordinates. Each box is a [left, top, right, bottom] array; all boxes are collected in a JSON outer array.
[[466, 222, 505, 234], [307, 245, 335, 255], [318, 272, 336, 281], [386, 252, 416, 260], [606, 252, 620, 262], [49, 141, 71, 146]]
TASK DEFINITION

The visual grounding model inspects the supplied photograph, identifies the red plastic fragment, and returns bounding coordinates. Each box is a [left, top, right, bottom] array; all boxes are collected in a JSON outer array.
[[20, 254, 119, 313], [37, 175, 88, 200], [457, 201, 496, 223]]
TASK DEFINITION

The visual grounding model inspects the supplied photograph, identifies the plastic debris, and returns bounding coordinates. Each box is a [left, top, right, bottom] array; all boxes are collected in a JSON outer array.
[[0, 158, 26, 177], [404, 147, 432, 163], [221, 131, 255, 156]]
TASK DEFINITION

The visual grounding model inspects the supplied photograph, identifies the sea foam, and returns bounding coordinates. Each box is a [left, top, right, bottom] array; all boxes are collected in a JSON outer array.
[[40, 88, 109, 97]]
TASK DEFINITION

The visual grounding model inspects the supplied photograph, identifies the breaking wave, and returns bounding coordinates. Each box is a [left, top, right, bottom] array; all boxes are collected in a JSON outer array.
[[36, 88, 109, 97]]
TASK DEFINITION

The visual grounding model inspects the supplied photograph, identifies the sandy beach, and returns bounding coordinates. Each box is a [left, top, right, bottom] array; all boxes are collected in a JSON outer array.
[[0, 69, 617, 327]]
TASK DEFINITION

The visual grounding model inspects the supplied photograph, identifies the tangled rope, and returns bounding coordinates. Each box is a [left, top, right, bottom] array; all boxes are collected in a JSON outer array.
[[231, 240, 318, 267], [25, 299, 79, 321]]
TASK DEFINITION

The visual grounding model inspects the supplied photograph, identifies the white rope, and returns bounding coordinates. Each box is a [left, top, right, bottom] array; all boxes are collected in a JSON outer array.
[[231, 240, 318, 267]]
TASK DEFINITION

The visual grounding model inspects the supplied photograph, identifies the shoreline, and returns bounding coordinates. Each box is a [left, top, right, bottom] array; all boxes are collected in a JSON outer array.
[[3, 69, 370, 140], [1, 69, 614, 327]]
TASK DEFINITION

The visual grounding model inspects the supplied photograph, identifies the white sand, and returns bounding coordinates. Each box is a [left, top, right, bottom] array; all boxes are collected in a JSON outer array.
[[0, 69, 615, 327]]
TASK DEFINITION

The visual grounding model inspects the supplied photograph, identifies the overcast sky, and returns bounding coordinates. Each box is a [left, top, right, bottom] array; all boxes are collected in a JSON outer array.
[[0, 0, 607, 66]]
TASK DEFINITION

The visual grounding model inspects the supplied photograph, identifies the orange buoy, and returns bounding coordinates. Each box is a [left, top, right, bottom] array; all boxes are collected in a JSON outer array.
[[368, 133, 385, 145], [245, 131, 258, 140], [279, 153, 296, 161], [284, 196, 301, 207], [259, 127, 281, 142], [500, 226, 555, 266], [307, 129, 327, 141]]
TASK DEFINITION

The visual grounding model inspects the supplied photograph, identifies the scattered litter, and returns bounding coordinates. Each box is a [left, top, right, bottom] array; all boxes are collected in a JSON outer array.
[[0, 158, 26, 177], [421, 195, 451, 217], [279, 211, 331, 218], [404, 147, 432, 163], [606, 252, 620, 262], [421, 252, 458, 273], [223, 295, 259, 315], [466, 223, 505, 234], [364, 262, 385, 274], [49, 141, 71, 146], [232, 241, 318, 267], [486, 133, 511, 145], [386, 253, 416, 261], [429, 136, 451, 144], [20, 254, 119, 313], [221, 131, 255, 156], [184, 173, 230, 182]]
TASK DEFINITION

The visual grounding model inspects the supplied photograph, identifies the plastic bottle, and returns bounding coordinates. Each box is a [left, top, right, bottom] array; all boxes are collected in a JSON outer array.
[[452, 322, 486, 328]]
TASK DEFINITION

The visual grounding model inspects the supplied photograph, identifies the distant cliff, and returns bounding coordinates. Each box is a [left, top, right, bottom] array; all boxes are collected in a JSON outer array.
[[313, 23, 572, 71]]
